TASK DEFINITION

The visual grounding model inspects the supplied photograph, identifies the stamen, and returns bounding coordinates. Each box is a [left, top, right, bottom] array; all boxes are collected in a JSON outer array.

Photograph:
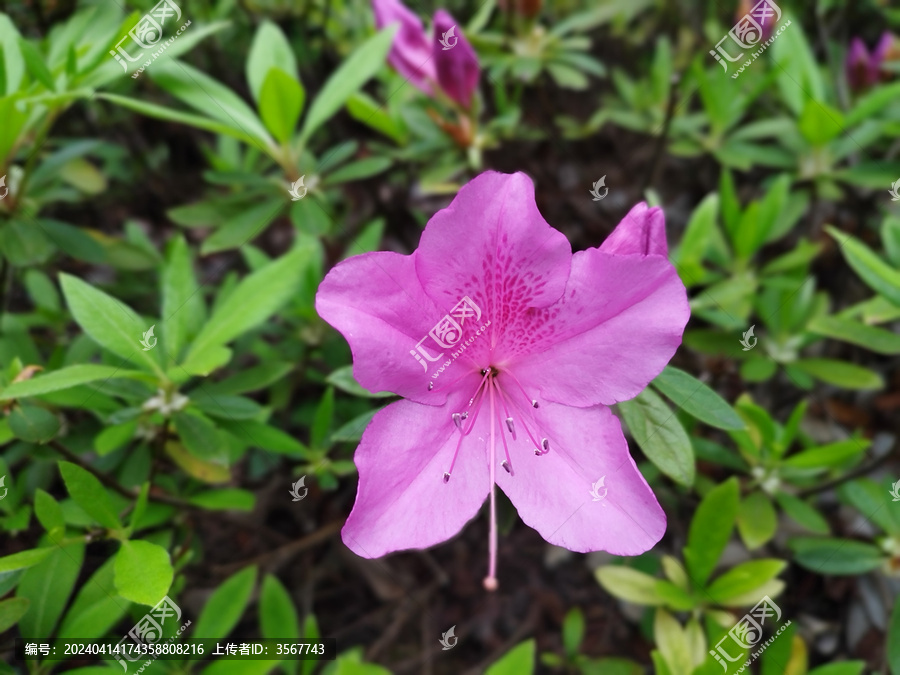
[[505, 417, 515, 436], [534, 437, 550, 456], [496, 383, 546, 460], [443, 472, 450, 483], [428, 382, 434, 391], [484, 375, 498, 592], [443, 374, 490, 479], [532, 400, 539, 409], [452, 413, 463, 430], [501, 460, 511, 473]]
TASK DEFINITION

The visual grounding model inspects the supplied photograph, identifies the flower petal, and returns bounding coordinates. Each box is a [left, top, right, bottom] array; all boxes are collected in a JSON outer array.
[[373, 0, 436, 93], [495, 400, 665, 554], [507, 248, 689, 407], [599, 202, 668, 257], [317, 250, 479, 403], [433, 10, 480, 108], [341, 386, 490, 557], [415, 171, 572, 366]]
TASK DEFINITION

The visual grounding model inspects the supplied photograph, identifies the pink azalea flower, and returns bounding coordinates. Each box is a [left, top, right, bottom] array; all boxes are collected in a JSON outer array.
[[373, 0, 480, 108], [316, 171, 689, 590]]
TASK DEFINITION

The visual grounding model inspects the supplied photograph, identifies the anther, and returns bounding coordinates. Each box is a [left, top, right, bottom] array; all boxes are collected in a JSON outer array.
[[542, 438, 550, 452], [428, 382, 434, 391], [443, 472, 451, 483], [461, 412, 468, 420], [505, 417, 515, 435], [501, 460, 511, 473], [532, 400, 539, 408], [452, 413, 463, 430]]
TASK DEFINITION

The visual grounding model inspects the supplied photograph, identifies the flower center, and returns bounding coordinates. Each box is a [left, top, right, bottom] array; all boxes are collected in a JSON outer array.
[[439, 365, 552, 592]]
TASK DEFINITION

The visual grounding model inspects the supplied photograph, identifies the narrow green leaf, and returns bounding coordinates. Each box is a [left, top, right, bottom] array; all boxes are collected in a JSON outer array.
[[189, 489, 255, 512], [9, 404, 59, 443], [618, 388, 695, 486], [59, 461, 123, 529], [783, 438, 869, 470], [246, 20, 299, 102], [16, 541, 84, 639], [0, 548, 52, 573], [299, 25, 397, 144], [792, 358, 884, 390], [0, 597, 30, 633], [827, 226, 900, 307], [595, 566, 667, 605], [59, 273, 161, 374], [182, 243, 316, 372], [706, 559, 786, 603], [775, 493, 830, 534], [58, 556, 130, 640], [162, 235, 204, 363], [807, 314, 900, 355], [0, 364, 144, 400], [260, 574, 299, 641], [888, 599, 900, 675], [259, 68, 305, 145], [192, 566, 257, 640], [737, 491, 778, 549], [652, 366, 744, 430], [683, 478, 739, 588], [18, 38, 55, 90], [789, 537, 885, 575], [33, 489, 65, 534]]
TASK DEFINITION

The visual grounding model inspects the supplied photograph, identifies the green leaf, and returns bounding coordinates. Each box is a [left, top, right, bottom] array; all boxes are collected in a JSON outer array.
[[651, 366, 744, 430], [783, 438, 869, 470], [789, 537, 885, 575], [114, 540, 173, 606], [218, 419, 308, 457], [325, 365, 393, 398], [259, 68, 305, 145], [562, 608, 584, 657], [0, 548, 52, 573], [792, 358, 884, 390], [193, 566, 257, 639], [485, 639, 535, 675], [189, 489, 256, 512], [59, 460, 123, 529], [827, 225, 900, 307], [98, 93, 263, 146], [58, 556, 130, 640], [182, 243, 316, 373], [888, 598, 900, 675], [200, 200, 282, 256], [346, 92, 405, 143], [149, 60, 273, 147], [807, 315, 900, 355], [653, 609, 692, 675], [838, 479, 900, 537], [618, 388, 695, 486], [737, 491, 778, 549], [174, 411, 227, 463], [798, 100, 844, 146], [59, 273, 162, 375], [775, 492, 830, 534], [299, 25, 397, 144], [595, 566, 667, 606], [705, 559, 786, 603], [246, 20, 299, 103], [0, 597, 30, 633], [162, 235, 204, 363], [683, 478, 739, 588], [18, 38, 55, 90], [16, 541, 84, 639], [260, 574, 300, 643], [0, 364, 144, 400], [33, 489, 65, 534], [9, 404, 59, 443], [95, 421, 138, 456], [808, 663, 867, 675]]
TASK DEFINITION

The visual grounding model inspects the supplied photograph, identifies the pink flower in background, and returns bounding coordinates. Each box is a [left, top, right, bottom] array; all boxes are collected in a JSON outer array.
[[846, 32, 899, 92], [373, 0, 480, 108], [316, 171, 689, 590]]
